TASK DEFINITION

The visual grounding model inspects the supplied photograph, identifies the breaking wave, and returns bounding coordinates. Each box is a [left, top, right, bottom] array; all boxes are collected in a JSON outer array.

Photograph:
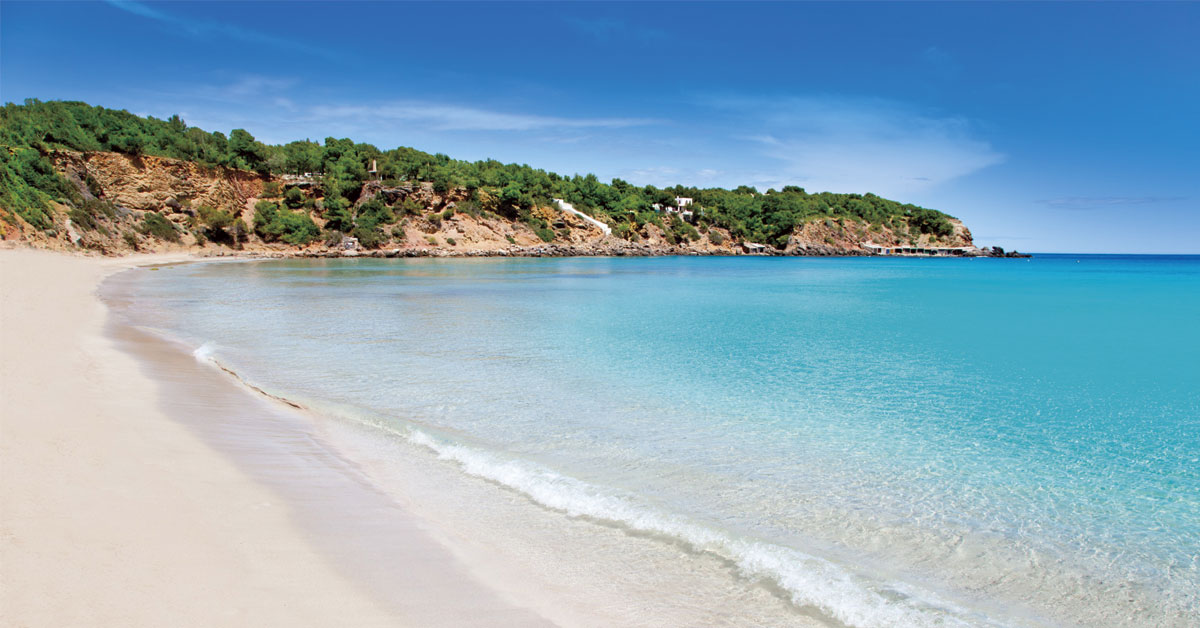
[[396, 428, 990, 628], [189, 341, 993, 628]]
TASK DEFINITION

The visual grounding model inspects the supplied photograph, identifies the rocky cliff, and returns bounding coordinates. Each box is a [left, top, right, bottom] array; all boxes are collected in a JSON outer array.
[[4, 150, 997, 257]]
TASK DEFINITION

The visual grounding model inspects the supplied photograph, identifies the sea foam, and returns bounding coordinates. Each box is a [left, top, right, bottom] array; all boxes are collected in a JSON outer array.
[[189, 352, 996, 627], [192, 342, 217, 365], [401, 427, 985, 628], [120, 255, 1200, 627]]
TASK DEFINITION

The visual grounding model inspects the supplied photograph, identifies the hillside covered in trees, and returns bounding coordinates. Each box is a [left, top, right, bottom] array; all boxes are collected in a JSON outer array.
[[1, 100, 973, 255]]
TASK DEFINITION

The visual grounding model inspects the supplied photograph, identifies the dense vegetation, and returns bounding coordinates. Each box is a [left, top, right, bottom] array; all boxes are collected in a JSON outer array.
[[1, 100, 958, 248]]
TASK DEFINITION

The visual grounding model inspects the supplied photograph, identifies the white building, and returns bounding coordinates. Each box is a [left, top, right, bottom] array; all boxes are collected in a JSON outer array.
[[652, 197, 695, 214]]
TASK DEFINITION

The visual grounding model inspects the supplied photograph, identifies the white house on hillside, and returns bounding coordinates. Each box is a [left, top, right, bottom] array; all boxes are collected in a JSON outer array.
[[652, 197, 695, 214]]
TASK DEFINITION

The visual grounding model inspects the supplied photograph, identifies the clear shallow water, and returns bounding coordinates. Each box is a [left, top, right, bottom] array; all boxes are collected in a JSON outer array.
[[115, 255, 1200, 627]]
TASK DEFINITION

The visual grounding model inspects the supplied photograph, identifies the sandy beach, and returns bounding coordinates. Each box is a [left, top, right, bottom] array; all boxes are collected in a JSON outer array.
[[0, 248, 554, 627], [6, 247, 1188, 628], [0, 248, 827, 628]]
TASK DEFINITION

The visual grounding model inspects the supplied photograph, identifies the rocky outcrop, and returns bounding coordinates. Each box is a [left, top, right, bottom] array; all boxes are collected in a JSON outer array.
[[3, 150, 1012, 258], [51, 151, 266, 216], [294, 237, 737, 259], [355, 180, 416, 207], [782, 216, 973, 255]]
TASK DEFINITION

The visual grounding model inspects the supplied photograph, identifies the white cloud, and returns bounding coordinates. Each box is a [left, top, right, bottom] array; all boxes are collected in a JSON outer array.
[[622, 166, 680, 183], [1039, 196, 1187, 210], [105, 1, 338, 60], [309, 102, 656, 132], [187, 76, 298, 103], [716, 96, 1005, 196]]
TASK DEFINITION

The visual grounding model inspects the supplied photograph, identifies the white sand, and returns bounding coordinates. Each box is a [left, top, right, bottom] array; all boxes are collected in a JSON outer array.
[[0, 249, 553, 627]]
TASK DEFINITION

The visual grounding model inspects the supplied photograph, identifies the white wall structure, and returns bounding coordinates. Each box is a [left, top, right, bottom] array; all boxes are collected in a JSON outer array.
[[553, 199, 612, 236]]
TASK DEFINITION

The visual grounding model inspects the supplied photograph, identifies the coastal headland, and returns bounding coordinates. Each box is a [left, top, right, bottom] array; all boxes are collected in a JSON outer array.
[[2, 101, 1027, 260]]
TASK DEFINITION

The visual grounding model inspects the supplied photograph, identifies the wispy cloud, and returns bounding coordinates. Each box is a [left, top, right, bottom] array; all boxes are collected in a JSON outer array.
[[309, 102, 657, 132], [623, 166, 681, 181], [129, 74, 657, 145], [185, 75, 299, 103], [711, 96, 1004, 196], [618, 165, 758, 189], [1039, 196, 1188, 210], [104, 1, 339, 60], [973, 234, 1036, 241]]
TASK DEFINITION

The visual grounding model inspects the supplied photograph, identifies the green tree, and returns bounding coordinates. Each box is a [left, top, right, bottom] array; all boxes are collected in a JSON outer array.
[[197, 205, 235, 242], [229, 128, 268, 173], [322, 196, 354, 232], [284, 186, 305, 208]]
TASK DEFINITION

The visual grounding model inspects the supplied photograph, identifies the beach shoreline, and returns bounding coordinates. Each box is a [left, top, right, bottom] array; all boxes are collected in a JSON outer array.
[[100, 257, 833, 627], [6, 248, 1191, 627], [1, 248, 820, 628], [0, 248, 558, 627]]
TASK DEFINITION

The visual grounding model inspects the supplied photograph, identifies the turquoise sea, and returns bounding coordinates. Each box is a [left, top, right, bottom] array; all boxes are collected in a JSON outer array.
[[112, 255, 1199, 627]]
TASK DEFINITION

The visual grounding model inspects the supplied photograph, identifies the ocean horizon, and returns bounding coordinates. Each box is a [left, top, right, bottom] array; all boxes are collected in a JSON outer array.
[[105, 254, 1200, 627]]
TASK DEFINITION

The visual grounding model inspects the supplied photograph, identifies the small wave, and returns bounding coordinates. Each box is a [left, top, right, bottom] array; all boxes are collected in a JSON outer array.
[[401, 429, 988, 628], [190, 342, 304, 410], [193, 354, 988, 627], [192, 342, 218, 365]]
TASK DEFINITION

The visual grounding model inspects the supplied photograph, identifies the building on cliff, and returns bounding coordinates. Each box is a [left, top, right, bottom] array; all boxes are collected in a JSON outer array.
[[863, 243, 980, 256], [652, 197, 694, 214]]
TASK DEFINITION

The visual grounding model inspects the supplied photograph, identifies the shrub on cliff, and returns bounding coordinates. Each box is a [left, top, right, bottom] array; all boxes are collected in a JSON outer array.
[[283, 186, 305, 208], [524, 216, 555, 242], [908, 208, 955, 238], [252, 200, 278, 234], [0, 148, 76, 230], [356, 196, 394, 227], [253, 200, 318, 245], [232, 218, 249, 247], [671, 217, 700, 242], [139, 212, 180, 242], [351, 226, 384, 248], [321, 196, 354, 233], [197, 205, 236, 243], [272, 210, 319, 245], [397, 197, 424, 216], [68, 207, 99, 233]]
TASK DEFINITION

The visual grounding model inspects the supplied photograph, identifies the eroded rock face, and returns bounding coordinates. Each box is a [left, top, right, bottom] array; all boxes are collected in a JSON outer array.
[[783, 217, 974, 255], [355, 180, 417, 207], [13, 151, 984, 258], [52, 151, 266, 215]]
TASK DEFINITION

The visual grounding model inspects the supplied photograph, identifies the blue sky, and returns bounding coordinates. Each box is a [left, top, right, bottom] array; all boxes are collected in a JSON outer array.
[[2, 1, 1197, 253]]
